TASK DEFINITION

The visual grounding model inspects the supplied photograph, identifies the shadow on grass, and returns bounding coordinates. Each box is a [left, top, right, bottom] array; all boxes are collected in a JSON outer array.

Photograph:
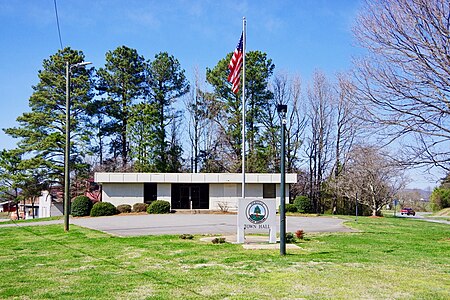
[[0, 216, 64, 225]]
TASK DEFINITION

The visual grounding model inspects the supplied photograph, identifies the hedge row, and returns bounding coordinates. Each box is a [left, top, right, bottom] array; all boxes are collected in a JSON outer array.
[[70, 199, 171, 217]]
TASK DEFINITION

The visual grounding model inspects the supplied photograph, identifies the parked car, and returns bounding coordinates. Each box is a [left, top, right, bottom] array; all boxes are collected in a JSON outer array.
[[400, 207, 416, 216]]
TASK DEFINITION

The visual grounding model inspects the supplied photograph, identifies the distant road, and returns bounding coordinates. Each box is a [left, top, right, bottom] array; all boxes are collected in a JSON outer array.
[[396, 212, 450, 225]]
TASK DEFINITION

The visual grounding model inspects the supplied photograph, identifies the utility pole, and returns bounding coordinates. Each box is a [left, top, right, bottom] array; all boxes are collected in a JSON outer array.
[[277, 104, 287, 256], [64, 61, 92, 232]]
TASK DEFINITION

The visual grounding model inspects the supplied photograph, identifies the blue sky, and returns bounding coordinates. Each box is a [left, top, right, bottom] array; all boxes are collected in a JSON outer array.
[[0, 0, 440, 189]]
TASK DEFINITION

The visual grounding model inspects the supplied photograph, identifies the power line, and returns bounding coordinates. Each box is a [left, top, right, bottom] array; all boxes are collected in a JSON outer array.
[[53, 0, 64, 50]]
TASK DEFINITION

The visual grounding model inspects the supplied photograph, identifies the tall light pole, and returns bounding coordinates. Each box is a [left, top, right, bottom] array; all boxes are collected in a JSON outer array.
[[64, 61, 92, 232], [277, 104, 287, 256]]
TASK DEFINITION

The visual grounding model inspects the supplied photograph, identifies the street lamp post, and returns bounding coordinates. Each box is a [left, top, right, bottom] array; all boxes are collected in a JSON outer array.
[[64, 61, 92, 232], [277, 104, 287, 256]]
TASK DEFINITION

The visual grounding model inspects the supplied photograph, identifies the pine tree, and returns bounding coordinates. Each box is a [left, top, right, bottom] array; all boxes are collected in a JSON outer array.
[[127, 102, 158, 172], [147, 52, 189, 172], [206, 51, 275, 172], [96, 46, 147, 168], [4, 47, 94, 183]]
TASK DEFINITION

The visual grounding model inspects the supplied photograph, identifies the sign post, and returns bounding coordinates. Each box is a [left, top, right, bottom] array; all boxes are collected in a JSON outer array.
[[393, 199, 398, 217]]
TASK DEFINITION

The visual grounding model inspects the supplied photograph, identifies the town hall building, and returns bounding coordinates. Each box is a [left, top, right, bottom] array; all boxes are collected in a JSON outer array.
[[94, 172, 297, 211]]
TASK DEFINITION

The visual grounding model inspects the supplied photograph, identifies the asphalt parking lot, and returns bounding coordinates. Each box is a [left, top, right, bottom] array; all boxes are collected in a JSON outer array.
[[0, 214, 356, 236], [69, 214, 356, 236]]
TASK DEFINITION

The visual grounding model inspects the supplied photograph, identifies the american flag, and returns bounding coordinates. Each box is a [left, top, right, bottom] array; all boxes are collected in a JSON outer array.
[[227, 33, 243, 94]]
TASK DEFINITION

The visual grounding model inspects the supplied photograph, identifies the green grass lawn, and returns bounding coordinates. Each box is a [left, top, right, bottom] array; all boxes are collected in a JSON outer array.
[[0, 217, 448, 299], [0, 216, 63, 224]]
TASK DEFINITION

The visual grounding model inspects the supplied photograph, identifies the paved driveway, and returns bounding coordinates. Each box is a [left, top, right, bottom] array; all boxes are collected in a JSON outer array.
[[70, 214, 355, 236], [0, 214, 355, 236]]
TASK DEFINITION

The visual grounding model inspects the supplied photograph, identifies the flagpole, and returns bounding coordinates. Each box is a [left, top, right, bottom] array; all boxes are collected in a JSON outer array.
[[241, 16, 246, 199]]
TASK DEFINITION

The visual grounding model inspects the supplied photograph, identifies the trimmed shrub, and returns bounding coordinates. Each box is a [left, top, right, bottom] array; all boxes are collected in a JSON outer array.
[[147, 200, 171, 214], [179, 234, 194, 240], [132, 203, 149, 213], [211, 237, 226, 244], [285, 232, 296, 243], [90, 202, 117, 217], [117, 204, 132, 214], [71, 196, 92, 217], [285, 203, 298, 213], [294, 196, 314, 213]]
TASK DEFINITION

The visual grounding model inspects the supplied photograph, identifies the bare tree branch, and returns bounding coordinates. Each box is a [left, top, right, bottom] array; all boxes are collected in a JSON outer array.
[[352, 0, 450, 171]]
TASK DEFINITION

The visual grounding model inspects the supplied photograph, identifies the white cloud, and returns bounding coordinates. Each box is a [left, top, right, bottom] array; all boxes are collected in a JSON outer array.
[[126, 8, 161, 29]]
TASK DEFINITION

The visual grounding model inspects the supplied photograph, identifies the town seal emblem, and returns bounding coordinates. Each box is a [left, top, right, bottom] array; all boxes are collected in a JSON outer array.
[[246, 200, 269, 224]]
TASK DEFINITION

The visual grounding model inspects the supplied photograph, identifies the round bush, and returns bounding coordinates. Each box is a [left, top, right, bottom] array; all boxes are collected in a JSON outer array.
[[211, 237, 226, 244], [117, 204, 132, 214], [147, 200, 171, 214], [285, 203, 298, 213], [132, 203, 149, 213], [285, 232, 296, 243], [294, 196, 314, 213], [90, 202, 117, 217], [71, 196, 92, 217], [179, 234, 194, 240]]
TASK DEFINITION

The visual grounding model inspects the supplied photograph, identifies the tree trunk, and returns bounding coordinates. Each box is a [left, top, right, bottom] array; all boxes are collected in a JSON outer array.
[[122, 93, 128, 168], [32, 198, 35, 219], [15, 202, 20, 220], [372, 195, 377, 216]]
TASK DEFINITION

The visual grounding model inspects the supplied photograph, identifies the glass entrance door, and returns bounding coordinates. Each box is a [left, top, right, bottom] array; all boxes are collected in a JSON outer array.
[[190, 186, 200, 209], [178, 186, 189, 209], [171, 184, 209, 209]]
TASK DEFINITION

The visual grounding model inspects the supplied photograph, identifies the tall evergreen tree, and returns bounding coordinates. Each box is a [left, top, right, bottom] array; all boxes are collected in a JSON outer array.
[[85, 99, 107, 166], [127, 102, 158, 172], [245, 51, 275, 171], [4, 47, 93, 183], [206, 50, 275, 172], [147, 52, 189, 172], [96, 46, 147, 168]]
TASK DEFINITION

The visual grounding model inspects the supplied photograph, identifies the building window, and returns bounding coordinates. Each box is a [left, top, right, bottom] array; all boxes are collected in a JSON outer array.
[[263, 183, 276, 198]]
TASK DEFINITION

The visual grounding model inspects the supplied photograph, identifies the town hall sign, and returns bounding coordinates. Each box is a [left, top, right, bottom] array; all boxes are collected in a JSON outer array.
[[237, 198, 277, 243]]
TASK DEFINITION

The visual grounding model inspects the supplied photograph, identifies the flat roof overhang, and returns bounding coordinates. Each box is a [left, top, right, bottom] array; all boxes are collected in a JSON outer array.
[[94, 173, 297, 184]]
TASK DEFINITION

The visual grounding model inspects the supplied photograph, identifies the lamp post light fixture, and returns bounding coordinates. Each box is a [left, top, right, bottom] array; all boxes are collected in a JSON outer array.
[[277, 104, 287, 256], [64, 61, 92, 232]]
